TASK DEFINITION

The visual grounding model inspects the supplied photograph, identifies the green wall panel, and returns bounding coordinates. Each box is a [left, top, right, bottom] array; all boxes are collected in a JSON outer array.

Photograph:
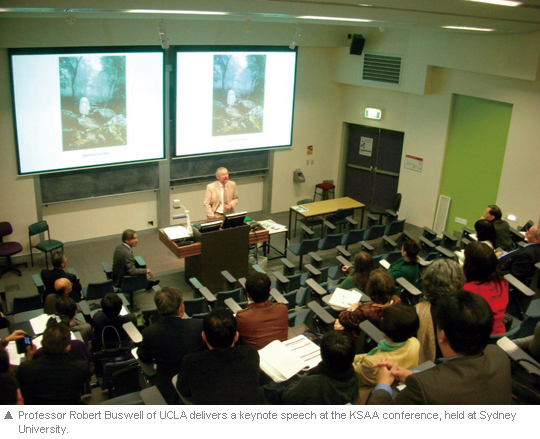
[[440, 94, 512, 236]]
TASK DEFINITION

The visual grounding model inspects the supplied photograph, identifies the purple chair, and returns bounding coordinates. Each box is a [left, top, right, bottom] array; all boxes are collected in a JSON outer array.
[[0, 222, 27, 277]]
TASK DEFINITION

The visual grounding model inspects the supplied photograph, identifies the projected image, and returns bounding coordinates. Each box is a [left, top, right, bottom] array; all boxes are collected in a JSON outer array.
[[59, 55, 127, 151], [212, 54, 266, 136]]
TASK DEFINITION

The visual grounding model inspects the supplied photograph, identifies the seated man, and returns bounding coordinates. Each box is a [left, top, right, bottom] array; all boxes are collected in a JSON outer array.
[[368, 289, 512, 405], [137, 287, 206, 404], [92, 293, 137, 351], [41, 251, 83, 301], [498, 224, 540, 286], [112, 229, 159, 289], [177, 308, 262, 405], [282, 330, 360, 405], [44, 277, 72, 315], [54, 294, 92, 343], [481, 205, 513, 252], [236, 272, 288, 350], [17, 323, 90, 405]]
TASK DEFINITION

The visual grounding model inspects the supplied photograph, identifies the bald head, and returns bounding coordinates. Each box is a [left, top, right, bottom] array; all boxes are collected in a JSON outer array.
[[54, 278, 72, 296]]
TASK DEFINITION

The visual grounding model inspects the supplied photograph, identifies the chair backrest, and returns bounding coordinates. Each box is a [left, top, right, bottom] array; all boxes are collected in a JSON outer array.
[[318, 233, 343, 251], [215, 288, 243, 308], [86, 279, 115, 301], [0, 221, 13, 239], [334, 208, 354, 220], [12, 294, 43, 314], [28, 221, 49, 237], [393, 193, 402, 212], [297, 198, 313, 205], [384, 250, 403, 265], [183, 297, 208, 317], [298, 238, 320, 255], [384, 219, 405, 236], [284, 273, 304, 292], [120, 274, 147, 293], [288, 308, 311, 327], [364, 224, 386, 241], [342, 228, 366, 247]]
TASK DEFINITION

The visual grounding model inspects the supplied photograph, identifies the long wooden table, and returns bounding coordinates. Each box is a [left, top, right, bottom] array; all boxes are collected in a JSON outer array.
[[287, 197, 366, 239]]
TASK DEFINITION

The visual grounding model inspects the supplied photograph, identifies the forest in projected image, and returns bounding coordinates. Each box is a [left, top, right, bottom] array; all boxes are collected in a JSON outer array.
[[212, 54, 266, 136], [59, 55, 127, 151]]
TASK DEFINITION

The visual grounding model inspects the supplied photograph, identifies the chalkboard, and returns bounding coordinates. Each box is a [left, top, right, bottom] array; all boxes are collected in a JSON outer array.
[[170, 150, 269, 186], [40, 162, 159, 204]]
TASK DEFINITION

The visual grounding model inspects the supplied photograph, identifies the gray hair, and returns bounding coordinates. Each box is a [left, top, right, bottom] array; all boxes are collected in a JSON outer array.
[[422, 259, 465, 306], [216, 167, 228, 178], [533, 225, 540, 240]]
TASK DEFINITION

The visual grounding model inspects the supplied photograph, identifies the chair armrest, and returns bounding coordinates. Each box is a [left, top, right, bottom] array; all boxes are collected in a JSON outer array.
[[117, 293, 131, 308], [336, 245, 351, 258], [101, 262, 113, 280], [304, 263, 321, 277], [135, 256, 146, 268], [78, 300, 91, 316], [224, 298, 242, 315], [504, 274, 536, 298], [422, 227, 438, 241], [419, 235, 436, 249], [336, 255, 352, 267], [308, 252, 322, 268], [306, 278, 327, 297], [396, 277, 423, 296], [345, 216, 358, 228], [417, 256, 430, 267], [140, 386, 167, 405], [442, 231, 458, 244], [435, 245, 456, 259], [280, 258, 296, 276], [32, 274, 45, 299], [360, 241, 374, 253], [359, 320, 385, 344], [273, 271, 290, 288], [461, 237, 471, 247], [221, 270, 237, 288], [188, 277, 204, 290], [123, 321, 143, 344], [270, 288, 289, 305], [367, 213, 379, 222], [307, 301, 335, 325], [252, 264, 266, 274], [238, 277, 246, 289], [383, 235, 398, 249], [199, 287, 217, 304], [323, 220, 336, 232], [301, 223, 315, 237]]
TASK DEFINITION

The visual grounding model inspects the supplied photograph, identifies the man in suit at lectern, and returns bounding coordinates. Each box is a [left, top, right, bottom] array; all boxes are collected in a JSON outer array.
[[204, 167, 239, 219]]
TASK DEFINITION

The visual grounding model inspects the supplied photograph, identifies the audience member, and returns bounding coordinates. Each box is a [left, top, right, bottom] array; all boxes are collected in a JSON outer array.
[[464, 241, 509, 335], [44, 277, 72, 315], [91, 293, 137, 351], [177, 308, 261, 404], [336, 251, 374, 291], [368, 290, 512, 405], [335, 269, 401, 339], [52, 293, 92, 342], [112, 229, 159, 289], [41, 251, 83, 301], [498, 223, 540, 286], [455, 219, 497, 264], [0, 374, 24, 405], [282, 330, 360, 405], [137, 287, 206, 404], [353, 305, 420, 404], [18, 323, 90, 405], [387, 239, 421, 284], [0, 329, 28, 373], [236, 272, 288, 350], [513, 321, 540, 362], [481, 205, 513, 252], [415, 259, 465, 363]]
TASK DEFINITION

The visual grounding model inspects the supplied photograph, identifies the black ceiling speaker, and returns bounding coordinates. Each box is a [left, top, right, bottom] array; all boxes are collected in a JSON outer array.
[[349, 34, 366, 56]]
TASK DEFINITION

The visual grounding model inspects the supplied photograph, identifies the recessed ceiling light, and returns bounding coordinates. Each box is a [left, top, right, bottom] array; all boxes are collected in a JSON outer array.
[[298, 16, 373, 23], [125, 10, 228, 15], [442, 26, 495, 31], [466, 0, 522, 6]]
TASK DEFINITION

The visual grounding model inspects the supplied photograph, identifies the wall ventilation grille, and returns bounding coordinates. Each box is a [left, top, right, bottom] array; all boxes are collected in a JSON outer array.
[[434, 195, 451, 233], [362, 52, 402, 85]]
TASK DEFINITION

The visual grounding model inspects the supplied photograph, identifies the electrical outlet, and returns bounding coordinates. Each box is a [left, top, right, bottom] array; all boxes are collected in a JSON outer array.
[[148, 220, 154, 226], [455, 217, 467, 225]]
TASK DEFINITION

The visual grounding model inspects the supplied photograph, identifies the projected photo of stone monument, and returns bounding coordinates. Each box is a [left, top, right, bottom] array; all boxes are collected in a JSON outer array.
[[59, 55, 127, 151], [212, 54, 266, 136]]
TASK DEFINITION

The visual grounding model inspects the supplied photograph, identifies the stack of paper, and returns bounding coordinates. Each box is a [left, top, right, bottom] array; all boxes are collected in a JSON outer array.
[[292, 205, 309, 212], [259, 335, 321, 383], [328, 288, 362, 309], [30, 313, 55, 335], [163, 225, 191, 240]]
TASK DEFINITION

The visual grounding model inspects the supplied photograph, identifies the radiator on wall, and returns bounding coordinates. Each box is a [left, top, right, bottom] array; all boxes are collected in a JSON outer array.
[[434, 195, 451, 233]]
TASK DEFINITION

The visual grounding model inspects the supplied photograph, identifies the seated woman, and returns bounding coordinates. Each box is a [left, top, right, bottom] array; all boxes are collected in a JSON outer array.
[[335, 251, 374, 292], [335, 269, 401, 339], [463, 241, 509, 335], [415, 259, 465, 363], [455, 219, 498, 264], [353, 304, 420, 404], [387, 239, 421, 284], [92, 293, 137, 351]]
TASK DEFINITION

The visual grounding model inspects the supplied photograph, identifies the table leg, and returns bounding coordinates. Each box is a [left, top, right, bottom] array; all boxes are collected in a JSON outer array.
[[287, 208, 294, 241]]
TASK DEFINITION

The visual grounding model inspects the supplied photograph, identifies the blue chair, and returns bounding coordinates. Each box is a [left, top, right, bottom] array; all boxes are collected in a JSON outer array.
[[184, 297, 210, 317], [364, 224, 386, 241], [12, 294, 43, 315], [118, 274, 147, 312], [295, 199, 324, 237], [85, 279, 115, 301], [384, 219, 405, 237], [288, 308, 311, 327], [341, 228, 366, 250], [215, 288, 244, 309], [288, 238, 320, 269], [28, 221, 63, 269], [318, 233, 344, 252]]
